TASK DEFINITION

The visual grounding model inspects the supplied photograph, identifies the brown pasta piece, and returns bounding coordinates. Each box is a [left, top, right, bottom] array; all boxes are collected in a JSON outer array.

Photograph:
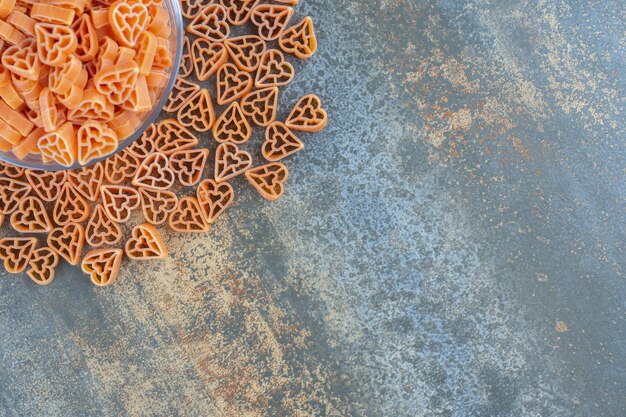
[[100, 185, 141, 223], [48, 223, 85, 265], [212, 101, 252, 144], [10, 196, 53, 233], [241, 86, 278, 127], [224, 35, 266, 72], [216, 63, 253, 105], [27, 247, 59, 286], [169, 148, 209, 187], [214, 142, 252, 182], [262, 121, 304, 161], [176, 88, 215, 133], [53, 182, 90, 225], [0, 177, 32, 214], [154, 119, 199, 155], [279, 16, 317, 59], [104, 149, 140, 184], [250, 4, 294, 41], [81, 248, 123, 286], [125, 223, 168, 259], [85, 204, 123, 247], [139, 187, 178, 225], [67, 162, 105, 201], [132, 152, 175, 190], [255, 49, 294, 88], [192, 38, 228, 81], [0, 237, 37, 274], [286, 94, 328, 132], [197, 179, 234, 224], [163, 76, 199, 113], [25, 170, 66, 202], [245, 162, 288, 201], [169, 196, 210, 233]]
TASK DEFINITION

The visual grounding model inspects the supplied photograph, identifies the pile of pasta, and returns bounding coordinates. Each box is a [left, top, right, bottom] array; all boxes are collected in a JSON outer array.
[[0, 0, 327, 287], [0, 0, 174, 166]]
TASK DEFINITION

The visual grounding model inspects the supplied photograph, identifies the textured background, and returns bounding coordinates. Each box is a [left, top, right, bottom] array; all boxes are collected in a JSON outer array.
[[1, 0, 625, 416]]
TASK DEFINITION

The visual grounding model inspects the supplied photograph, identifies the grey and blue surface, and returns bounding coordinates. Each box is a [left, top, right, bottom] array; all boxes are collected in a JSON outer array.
[[1, 1, 624, 416]]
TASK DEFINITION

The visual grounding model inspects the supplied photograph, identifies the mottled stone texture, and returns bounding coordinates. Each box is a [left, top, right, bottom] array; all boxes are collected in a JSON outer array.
[[0, 1, 624, 416]]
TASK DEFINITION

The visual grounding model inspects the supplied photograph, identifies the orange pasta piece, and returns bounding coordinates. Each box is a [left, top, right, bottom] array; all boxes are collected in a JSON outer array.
[[179, 35, 193, 77], [10, 195, 52, 233], [168, 148, 208, 187], [154, 118, 198, 155], [125, 222, 167, 259], [47, 222, 85, 265], [12, 127, 43, 159], [279, 16, 317, 59], [255, 49, 294, 88], [262, 121, 303, 161], [224, 35, 266, 72], [0, 177, 31, 214], [27, 247, 59, 286], [176, 88, 214, 132], [100, 184, 140, 223], [53, 181, 90, 224], [0, 0, 16, 19], [286, 94, 328, 132], [71, 13, 98, 62], [38, 121, 77, 167], [93, 59, 139, 105], [126, 122, 156, 159], [191, 38, 227, 81], [138, 187, 177, 225], [245, 162, 288, 201], [219, 0, 259, 26], [81, 248, 123, 286], [168, 196, 209, 233], [0, 19, 26, 45], [67, 161, 105, 200], [241, 86, 278, 127], [104, 149, 139, 184], [132, 151, 174, 190], [85, 204, 122, 247], [250, 4, 293, 41], [76, 120, 118, 165], [1, 37, 41, 81], [108, 0, 149, 47], [25, 169, 66, 202], [216, 63, 252, 105], [163, 76, 199, 113], [196, 179, 234, 224], [212, 101, 251, 144], [6, 9, 36, 37], [31, 3, 76, 26], [0, 236, 37, 273], [0, 160, 24, 178], [134, 30, 157, 75], [180, 0, 204, 19], [214, 142, 252, 183], [68, 87, 114, 123], [187, 4, 229, 42], [34, 22, 78, 66]]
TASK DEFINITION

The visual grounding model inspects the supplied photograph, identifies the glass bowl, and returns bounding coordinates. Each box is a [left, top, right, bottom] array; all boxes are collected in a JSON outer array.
[[0, 0, 184, 171]]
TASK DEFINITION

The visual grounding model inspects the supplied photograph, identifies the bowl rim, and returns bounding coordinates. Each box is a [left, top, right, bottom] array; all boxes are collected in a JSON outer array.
[[1, 0, 184, 172]]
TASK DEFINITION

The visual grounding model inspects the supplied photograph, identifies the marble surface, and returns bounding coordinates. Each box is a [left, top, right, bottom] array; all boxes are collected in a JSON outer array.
[[0, 1, 624, 416]]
